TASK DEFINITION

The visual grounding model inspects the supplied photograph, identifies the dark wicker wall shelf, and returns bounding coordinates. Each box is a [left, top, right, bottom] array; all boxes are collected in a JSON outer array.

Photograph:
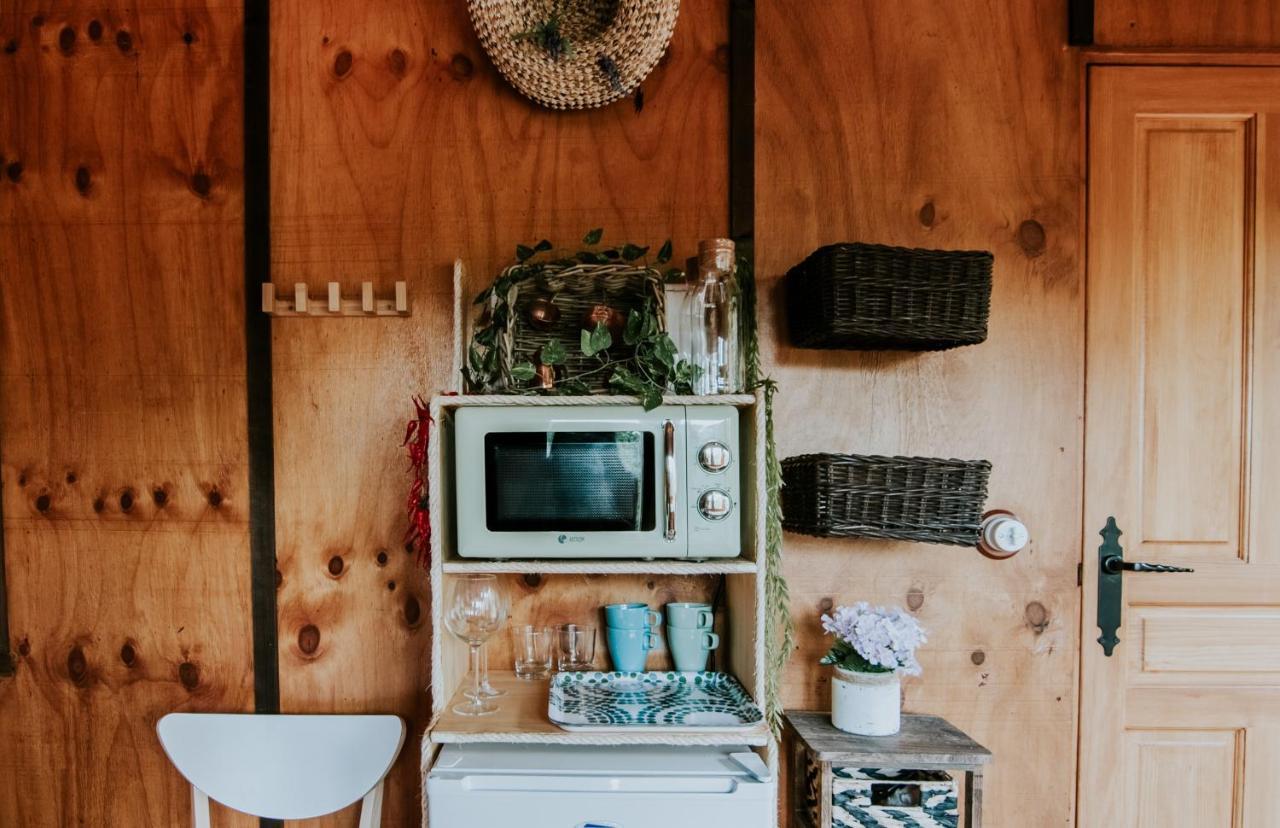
[[786, 243, 993, 351], [781, 453, 992, 547]]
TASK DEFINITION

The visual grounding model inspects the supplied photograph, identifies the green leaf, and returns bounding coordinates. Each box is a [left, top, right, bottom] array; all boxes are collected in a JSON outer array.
[[601, 248, 620, 260], [640, 386, 663, 411], [621, 243, 648, 262], [534, 239, 553, 252], [539, 338, 567, 366], [516, 244, 535, 262], [559, 378, 591, 396], [510, 361, 537, 382], [623, 310, 644, 346], [663, 267, 685, 283], [654, 333, 677, 368], [608, 366, 643, 394], [576, 250, 607, 265], [474, 286, 493, 305], [583, 227, 604, 245], [580, 321, 612, 356], [656, 239, 673, 264]]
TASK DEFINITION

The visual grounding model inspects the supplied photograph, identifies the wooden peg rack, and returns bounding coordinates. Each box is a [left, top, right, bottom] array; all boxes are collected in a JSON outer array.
[[261, 281, 409, 317]]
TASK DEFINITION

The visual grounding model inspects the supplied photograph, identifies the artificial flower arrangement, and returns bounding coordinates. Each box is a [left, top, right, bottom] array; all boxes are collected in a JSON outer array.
[[819, 602, 927, 735]]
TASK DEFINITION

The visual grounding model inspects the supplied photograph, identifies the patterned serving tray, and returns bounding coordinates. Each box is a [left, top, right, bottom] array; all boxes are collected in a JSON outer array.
[[548, 671, 765, 732]]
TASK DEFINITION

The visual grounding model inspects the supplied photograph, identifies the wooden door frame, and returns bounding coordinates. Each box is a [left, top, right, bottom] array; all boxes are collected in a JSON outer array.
[[1075, 48, 1280, 825]]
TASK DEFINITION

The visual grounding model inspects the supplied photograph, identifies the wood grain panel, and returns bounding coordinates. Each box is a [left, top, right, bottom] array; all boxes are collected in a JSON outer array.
[[757, 3, 1081, 826], [1137, 607, 1280, 674], [1137, 118, 1250, 553], [1096, 0, 1280, 48], [1126, 729, 1241, 828], [0, 2, 254, 826], [268, 2, 728, 824]]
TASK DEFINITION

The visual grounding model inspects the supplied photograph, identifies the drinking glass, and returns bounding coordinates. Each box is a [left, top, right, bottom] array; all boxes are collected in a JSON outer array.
[[443, 574, 506, 716], [513, 625, 554, 680], [475, 578, 510, 698], [556, 623, 596, 672]]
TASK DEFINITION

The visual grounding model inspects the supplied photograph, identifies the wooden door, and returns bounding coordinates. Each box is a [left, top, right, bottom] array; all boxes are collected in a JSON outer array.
[[1081, 66, 1280, 827]]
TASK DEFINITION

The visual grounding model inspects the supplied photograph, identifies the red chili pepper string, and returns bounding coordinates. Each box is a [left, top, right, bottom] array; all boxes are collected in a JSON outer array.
[[403, 395, 432, 570]]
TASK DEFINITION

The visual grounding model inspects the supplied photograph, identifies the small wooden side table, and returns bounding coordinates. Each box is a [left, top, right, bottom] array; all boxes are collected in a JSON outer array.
[[784, 711, 992, 828]]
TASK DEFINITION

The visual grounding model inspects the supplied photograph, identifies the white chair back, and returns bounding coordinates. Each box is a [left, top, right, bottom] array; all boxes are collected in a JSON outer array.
[[157, 713, 405, 827]]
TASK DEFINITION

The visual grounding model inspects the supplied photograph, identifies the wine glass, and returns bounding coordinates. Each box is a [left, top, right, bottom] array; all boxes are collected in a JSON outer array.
[[444, 574, 506, 716], [472, 585, 510, 698]]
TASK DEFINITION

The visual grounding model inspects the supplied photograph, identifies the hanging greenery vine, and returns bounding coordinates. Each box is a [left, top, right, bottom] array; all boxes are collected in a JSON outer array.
[[738, 253, 794, 737]]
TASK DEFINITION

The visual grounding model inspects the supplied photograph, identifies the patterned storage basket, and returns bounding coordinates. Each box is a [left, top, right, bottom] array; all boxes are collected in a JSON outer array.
[[832, 768, 958, 828], [786, 243, 993, 351], [781, 453, 991, 546]]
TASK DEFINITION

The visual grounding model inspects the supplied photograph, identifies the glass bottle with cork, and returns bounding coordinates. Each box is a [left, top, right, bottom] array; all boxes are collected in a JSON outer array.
[[688, 238, 742, 395]]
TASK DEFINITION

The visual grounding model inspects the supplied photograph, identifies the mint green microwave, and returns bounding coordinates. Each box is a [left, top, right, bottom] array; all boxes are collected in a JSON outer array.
[[454, 405, 741, 559]]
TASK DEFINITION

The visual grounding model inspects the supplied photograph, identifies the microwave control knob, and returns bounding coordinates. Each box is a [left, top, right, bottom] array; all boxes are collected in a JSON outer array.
[[698, 489, 733, 521], [698, 442, 732, 473]]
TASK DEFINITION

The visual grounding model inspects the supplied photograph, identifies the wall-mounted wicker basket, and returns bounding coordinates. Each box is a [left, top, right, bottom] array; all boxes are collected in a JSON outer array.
[[786, 243, 993, 351], [780, 453, 991, 546]]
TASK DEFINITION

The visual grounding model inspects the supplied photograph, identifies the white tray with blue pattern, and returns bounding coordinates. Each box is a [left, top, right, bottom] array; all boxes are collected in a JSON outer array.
[[548, 671, 765, 732]]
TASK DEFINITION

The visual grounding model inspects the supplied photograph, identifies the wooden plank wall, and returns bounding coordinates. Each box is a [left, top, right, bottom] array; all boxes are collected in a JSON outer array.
[[3, 1, 1279, 827], [267, 2, 728, 824], [756, 3, 1082, 826], [0, 2, 256, 826]]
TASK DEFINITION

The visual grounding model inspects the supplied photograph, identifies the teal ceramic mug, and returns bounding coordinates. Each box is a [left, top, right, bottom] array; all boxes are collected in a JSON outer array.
[[604, 602, 662, 630], [606, 626, 659, 672], [665, 602, 714, 630], [667, 626, 720, 672]]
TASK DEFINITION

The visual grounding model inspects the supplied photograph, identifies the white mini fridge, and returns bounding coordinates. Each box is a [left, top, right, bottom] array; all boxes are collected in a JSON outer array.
[[427, 743, 774, 828]]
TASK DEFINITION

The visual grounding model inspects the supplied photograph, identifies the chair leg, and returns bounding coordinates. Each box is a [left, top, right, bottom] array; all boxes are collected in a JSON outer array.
[[191, 785, 211, 828], [357, 779, 385, 828]]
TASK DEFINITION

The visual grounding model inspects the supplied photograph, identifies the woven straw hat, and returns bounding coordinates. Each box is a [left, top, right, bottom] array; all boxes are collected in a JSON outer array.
[[467, 0, 682, 110]]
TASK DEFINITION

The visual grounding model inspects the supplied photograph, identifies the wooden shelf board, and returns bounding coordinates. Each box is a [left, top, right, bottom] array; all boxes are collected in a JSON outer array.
[[428, 672, 770, 747], [442, 558, 758, 575]]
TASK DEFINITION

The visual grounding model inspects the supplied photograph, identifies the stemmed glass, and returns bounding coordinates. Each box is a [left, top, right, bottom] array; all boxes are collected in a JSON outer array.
[[444, 574, 506, 716], [472, 588, 510, 698]]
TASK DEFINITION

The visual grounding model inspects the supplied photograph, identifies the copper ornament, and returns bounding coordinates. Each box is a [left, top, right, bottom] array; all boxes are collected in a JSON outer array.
[[582, 303, 625, 340], [527, 297, 561, 331]]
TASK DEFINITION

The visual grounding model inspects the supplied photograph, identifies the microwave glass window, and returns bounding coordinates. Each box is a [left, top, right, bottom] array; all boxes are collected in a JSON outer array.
[[484, 431, 656, 532]]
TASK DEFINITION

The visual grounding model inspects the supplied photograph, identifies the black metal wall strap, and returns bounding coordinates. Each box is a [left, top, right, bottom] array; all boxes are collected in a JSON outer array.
[[1068, 0, 1094, 46], [729, 0, 755, 251], [0, 444, 14, 677], [244, 0, 278, 718]]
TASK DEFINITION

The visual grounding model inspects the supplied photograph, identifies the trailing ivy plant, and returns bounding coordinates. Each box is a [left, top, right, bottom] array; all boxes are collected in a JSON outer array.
[[464, 229, 695, 411], [738, 251, 793, 738]]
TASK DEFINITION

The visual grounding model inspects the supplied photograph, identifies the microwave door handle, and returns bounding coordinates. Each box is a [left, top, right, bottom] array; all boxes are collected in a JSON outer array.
[[663, 420, 677, 541]]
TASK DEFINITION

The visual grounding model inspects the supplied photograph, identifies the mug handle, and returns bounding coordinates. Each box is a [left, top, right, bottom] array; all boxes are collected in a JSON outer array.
[[697, 609, 714, 628], [646, 610, 663, 628], [644, 632, 659, 650], [703, 632, 720, 650]]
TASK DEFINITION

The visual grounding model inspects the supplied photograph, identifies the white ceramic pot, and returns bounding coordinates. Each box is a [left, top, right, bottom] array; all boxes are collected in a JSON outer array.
[[831, 667, 901, 736]]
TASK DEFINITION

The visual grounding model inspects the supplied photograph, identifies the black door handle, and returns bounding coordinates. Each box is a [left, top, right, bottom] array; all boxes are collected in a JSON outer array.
[[1101, 556, 1195, 575], [1096, 517, 1194, 656]]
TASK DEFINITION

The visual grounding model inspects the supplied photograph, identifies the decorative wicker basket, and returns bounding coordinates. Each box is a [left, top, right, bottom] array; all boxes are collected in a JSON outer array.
[[786, 243, 993, 351], [466, 0, 681, 110], [477, 261, 664, 393], [781, 453, 991, 546]]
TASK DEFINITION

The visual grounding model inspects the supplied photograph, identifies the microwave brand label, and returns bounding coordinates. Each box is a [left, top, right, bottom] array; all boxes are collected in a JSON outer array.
[[557, 534, 585, 544]]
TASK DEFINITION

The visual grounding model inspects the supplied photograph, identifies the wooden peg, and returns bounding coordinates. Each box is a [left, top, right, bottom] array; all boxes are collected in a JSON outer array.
[[362, 282, 374, 313], [328, 282, 340, 312], [261, 282, 276, 313], [395, 281, 408, 313], [294, 283, 308, 313]]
